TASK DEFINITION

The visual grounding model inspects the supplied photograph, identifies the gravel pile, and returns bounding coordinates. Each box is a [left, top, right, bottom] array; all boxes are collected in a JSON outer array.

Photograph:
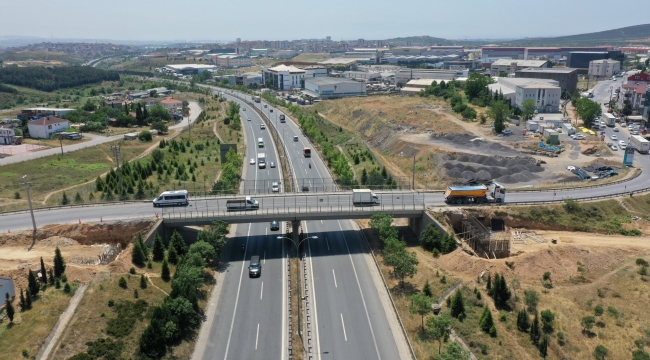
[[441, 153, 544, 184]]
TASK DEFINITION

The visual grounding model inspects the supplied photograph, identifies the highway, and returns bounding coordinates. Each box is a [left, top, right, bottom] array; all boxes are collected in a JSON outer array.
[[196, 96, 286, 360]]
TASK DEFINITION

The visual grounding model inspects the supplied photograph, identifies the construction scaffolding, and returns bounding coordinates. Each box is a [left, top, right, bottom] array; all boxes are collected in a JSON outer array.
[[453, 212, 510, 259]]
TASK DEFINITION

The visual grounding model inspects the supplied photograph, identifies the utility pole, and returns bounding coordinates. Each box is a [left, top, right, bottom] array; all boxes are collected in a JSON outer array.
[[23, 175, 37, 247], [111, 145, 122, 196], [58, 134, 64, 155], [412, 156, 416, 190]]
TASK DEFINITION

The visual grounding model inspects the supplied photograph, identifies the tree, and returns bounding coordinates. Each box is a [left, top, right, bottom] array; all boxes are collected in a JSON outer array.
[[131, 239, 146, 267], [465, 73, 492, 100], [450, 290, 466, 320], [169, 230, 188, 256], [189, 241, 217, 262], [409, 293, 432, 332], [61, 192, 70, 205], [140, 274, 148, 289], [633, 350, 650, 360], [426, 314, 451, 354], [48, 269, 54, 285], [524, 290, 539, 312], [361, 168, 368, 185], [581, 315, 596, 332], [152, 233, 165, 261], [25, 289, 32, 309], [138, 130, 153, 142], [27, 269, 39, 297], [40, 257, 47, 284], [521, 99, 536, 120], [19, 288, 27, 311], [420, 224, 443, 251], [196, 220, 228, 262], [479, 306, 495, 334], [486, 273, 492, 292], [540, 309, 555, 333], [594, 305, 604, 316], [517, 309, 530, 332], [54, 246, 66, 278], [5, 292, 15, 323], [530, 311, 541, 345], [487, 100, 509, 134], [423, 280, 433, 297], [438, 342, 470, 360], [592, 345, 608, 360], [167, 245, 179, 265], [161, 259, 171, 281], [490, 273, 511, 308], [575, 97, 601, 128], [539, 335, 549, 358], [119, 276, 127, 289], [385, 248, 418, 288]]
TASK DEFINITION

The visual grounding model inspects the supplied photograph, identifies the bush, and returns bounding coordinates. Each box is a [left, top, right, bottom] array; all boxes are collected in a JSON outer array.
[[108, 299, 115, 307], [118, 277, 127, 289], [63, 283, 71, 293], [637, 258, 649, 267], [129, 267, 136, 275], [138, 130, 152, 142]]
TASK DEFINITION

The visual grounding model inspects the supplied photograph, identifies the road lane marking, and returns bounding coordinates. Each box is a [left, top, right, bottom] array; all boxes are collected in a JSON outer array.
[[321, 220, 323, 224], [304, 223, 322, 360], [223, 224, 251, 360], [341, 314, 348, 341], [326, 237, 330, 251], [255, 323, 260, 350], [263, 250, 266, 264], [333, 269, 337, 288], [301, 159, 303, 164], [261, 282, 264, 300], [337, 220, 381, 359]]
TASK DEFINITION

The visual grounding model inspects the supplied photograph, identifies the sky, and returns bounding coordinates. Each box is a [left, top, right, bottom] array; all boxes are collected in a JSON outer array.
[[2, 0, 649, 43]]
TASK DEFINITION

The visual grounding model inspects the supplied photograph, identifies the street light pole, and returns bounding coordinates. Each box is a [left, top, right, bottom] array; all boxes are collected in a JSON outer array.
[[278, 235, 317, 350], [23, 175, 37, 245], [111, 145, 122, 197]]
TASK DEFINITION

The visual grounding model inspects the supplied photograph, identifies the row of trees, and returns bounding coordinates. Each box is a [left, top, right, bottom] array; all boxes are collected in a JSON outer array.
[[419, 224, 457, 256], [66, 102, 170, 131], [138, 221, 228, 358], [369, 214, 418, 287], [4, 247, 67, 324], [212, 148, 243, 193], [223, 100, 242, 130], [0, 66, 119, 92]]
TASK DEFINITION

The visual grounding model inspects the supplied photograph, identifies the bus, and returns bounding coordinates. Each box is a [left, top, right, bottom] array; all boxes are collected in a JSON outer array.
[[303, 147, 311, 157], [258, 137, 264, 148]]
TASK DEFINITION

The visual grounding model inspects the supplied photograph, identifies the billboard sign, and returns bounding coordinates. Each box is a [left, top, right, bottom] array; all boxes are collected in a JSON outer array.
[[624, 147, 635, 166]]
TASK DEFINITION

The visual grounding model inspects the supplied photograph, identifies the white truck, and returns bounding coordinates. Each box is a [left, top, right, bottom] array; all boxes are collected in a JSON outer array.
[[257, 153, 266, 168], [629, 135, 650, 154], [602, 113, 616, 127], [352, 189, 380, 206], [226, 197, 259, 211], [562, 123, 576, 135]]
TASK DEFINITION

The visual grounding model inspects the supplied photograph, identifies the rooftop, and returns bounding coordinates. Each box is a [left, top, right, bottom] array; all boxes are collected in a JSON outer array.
[[160, 97, 182, 104], [267, 64, 305, 73], [23, 107, 75, 112], [164, 64, 218, 70], [492, 59, 549, 67], [29, 116, 68, 126], [304, 77, 361, 86], [517, 67, 578, 74]]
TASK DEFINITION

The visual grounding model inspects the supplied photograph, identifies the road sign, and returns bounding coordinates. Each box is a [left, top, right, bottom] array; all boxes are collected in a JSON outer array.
[[624, 147, 635, 166]]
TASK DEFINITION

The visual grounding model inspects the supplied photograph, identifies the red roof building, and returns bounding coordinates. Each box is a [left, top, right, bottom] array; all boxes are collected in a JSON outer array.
[[27, 116, 69, 139]]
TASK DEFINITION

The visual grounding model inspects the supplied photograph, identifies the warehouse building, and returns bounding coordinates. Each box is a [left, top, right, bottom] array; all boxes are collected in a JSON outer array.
[[490, 59, 549, 76], [588, 59, 620, 79], [303, 77, 366, 99], [515, 67, 578, 94], [567, 51, 623, 74], [163, 64, 217, 75], [395, 69, 466, 86], [481, 46, 611, 60]]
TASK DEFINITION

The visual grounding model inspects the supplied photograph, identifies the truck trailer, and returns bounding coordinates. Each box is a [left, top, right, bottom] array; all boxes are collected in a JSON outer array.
[[444, 182, 506, 205], [629, 135, 650, 154], [602, 113, 616, 127], [352, 189, 380, 205], [226, 197, 259, 211]]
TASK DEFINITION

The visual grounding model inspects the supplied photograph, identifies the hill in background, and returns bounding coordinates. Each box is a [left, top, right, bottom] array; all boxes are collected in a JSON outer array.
[[497, 23, 650, 47]]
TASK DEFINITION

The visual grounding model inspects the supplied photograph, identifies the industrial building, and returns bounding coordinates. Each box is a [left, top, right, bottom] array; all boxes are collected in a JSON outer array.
[[442, 59, 482, 71], [490, 59, 549, 76], [262, 64, 327, 90], [342, 71, 381, 81], [215, 54, 252, 68], [395, 69, 467, 87], [515, 67, 578, 94], [391, 46, 464, 57], [588, 59, 620, 79], [163, 64, 217, 75], [566, 51, 624, 73], [481, 46, 611, 60], [488, 78, 561, 113], [303, 77, 366, 99], [20, 107, 75, 119]]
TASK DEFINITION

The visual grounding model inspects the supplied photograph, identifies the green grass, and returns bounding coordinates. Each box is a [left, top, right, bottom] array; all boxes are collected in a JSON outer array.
[[0, 283, 79, 360], [0, 51, 85, 65], [289, 53, 330, 63]]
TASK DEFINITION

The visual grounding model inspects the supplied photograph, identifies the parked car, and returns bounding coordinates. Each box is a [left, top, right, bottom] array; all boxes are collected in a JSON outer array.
[[502, 129, 513, 135], [573, 134, 586, 140], [610, 134, 618, 140], [249, 158, 255, 165], [567, 165, 576, 171], [620, 122, 627, 127]]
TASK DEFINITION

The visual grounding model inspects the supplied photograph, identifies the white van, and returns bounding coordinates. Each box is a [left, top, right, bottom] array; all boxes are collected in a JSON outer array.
[[153, 190, 189, 207]]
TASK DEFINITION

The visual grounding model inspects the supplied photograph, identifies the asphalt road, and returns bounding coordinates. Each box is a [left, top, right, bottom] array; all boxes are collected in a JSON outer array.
[[195, 95, 286, 360]]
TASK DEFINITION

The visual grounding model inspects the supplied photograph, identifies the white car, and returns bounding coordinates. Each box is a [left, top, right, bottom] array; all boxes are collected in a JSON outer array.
[[249, 158, 255, 165], [271, 182, 279, 192], [613, 127, 619, 132], [293, 135, 299, 141], [567, 166, 576, 172], [610, 145, 619, 151], [260, 124, 266, 130], [620, 122, 627, 127], [573, 134, 586, 140], [610, 134, 617, 140], [248, 117, 251, 121], [502, 129, 513, 135]]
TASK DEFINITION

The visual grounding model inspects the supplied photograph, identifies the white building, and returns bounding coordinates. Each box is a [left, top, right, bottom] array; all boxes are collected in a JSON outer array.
[[163, 64, 217, 75], [490, 59, 549, 76], [160, 97, 183, 112], [303, 77, 366, 99], [262, 64, 305, 90], [588, 59, 620, 78], [395, 69, 467, 87], [488, 78, 561, 113], [27, 116, 70, 139], [215, 55, 252, 68], [0, 126, 15, 144], [342, 71, 381, 81]]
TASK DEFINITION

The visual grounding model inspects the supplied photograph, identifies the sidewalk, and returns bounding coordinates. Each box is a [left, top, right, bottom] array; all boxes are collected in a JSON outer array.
[[0, 102, 200, 166]]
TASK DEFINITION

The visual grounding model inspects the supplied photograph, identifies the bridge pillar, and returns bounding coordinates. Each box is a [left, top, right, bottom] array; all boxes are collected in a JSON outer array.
[[292, 220, 301, 246]]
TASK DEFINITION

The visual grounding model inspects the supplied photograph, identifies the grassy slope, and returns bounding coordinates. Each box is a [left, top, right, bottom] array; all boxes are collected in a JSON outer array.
[[0, 51, 85, 65], [497, 23, 650, 47]]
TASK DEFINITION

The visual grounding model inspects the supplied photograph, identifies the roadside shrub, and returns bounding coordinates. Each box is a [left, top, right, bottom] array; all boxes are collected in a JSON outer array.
[[138, 130, 152, 142], [63, 283, 71, 293], [129, 267, 136, 275], [108, 299, 114, 307], [637, 258, 649, 267], [118, 277, 127, 289]]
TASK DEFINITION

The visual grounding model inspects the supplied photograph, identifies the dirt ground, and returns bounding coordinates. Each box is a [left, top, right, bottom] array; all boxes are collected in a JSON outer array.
[[314, 96, 624, 189]]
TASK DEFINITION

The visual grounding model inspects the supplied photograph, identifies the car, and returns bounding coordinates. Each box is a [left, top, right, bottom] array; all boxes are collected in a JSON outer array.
[[619, 140, 626, 146], [293, 135, 299, 141], [270, 161, 276, 168], [243, 108, 246, 111], [270, 221, 279, 231], [620, 143, 627, 150], [631, 130, 640, 135], [574, 134, 586, 140], [302, 185, 309, 192], [613, 127, 619, 132], [248, 256, 261, 278], [610, 144, 619, 151], [260, 124, 266, 130], [270, 109, 273, 112], [264, 104, 267, 108], [610, 134, 617, 140], [271, 182, 279, 192], [567, 165, 576, 172], [502, 129, 513, 135], [249, 158, 255, 165], [620, 122, 627, 127]]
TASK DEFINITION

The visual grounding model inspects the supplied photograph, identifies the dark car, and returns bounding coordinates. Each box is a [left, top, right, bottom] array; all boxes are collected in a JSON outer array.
[[302, 185, 309, 192], [248, 256, 261, 278], [270, 221, 279, 231], [270, 109, 273, 112]]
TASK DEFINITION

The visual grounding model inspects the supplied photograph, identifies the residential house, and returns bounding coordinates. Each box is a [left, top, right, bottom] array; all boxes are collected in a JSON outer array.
[[160, 97, 183, 112], [0, 126, 15, 145], [27, 116, 70, 139]]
